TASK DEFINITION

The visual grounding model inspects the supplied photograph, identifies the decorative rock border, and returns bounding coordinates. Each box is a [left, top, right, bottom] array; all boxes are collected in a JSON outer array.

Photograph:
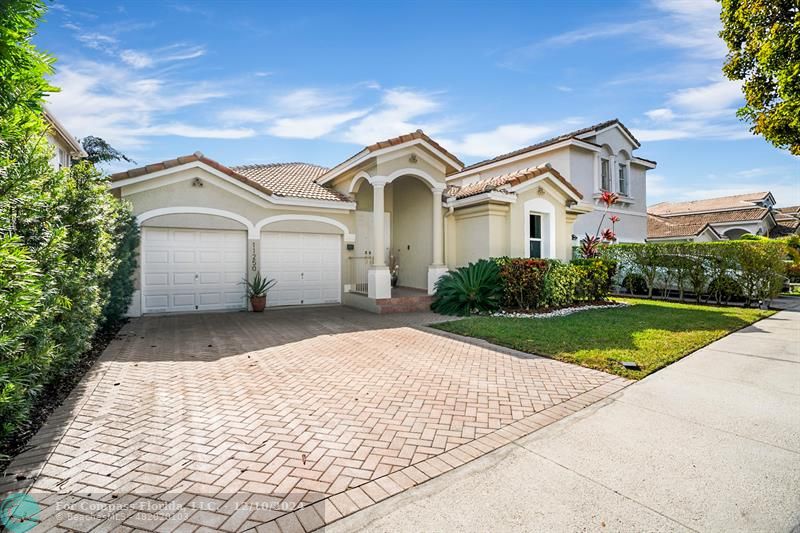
[[490, 302, 629, 319]]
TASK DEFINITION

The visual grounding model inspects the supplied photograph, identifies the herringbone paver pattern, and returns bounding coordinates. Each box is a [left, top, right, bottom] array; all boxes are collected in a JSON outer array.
[[1, 307, 628, 531]]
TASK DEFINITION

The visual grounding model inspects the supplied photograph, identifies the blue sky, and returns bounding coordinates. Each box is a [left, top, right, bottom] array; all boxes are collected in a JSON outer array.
[[37, 0, 799, 206]]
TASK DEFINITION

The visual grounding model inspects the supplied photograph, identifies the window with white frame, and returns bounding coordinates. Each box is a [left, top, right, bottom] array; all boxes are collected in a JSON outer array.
[[600, 158, 610, 191], [618, 163, 628, 196], [529, 214, 542, 258]]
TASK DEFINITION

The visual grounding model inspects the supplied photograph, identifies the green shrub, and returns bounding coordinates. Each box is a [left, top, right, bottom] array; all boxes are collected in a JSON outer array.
[[605, 240, 786, 305], [541, 260, 581, 307], [431, 260, 503, 316], [101, 205, 140, 329], [622, 273, 648, 295], [571, 258, 617, 301], [0, 1, 139, 447], [495, 257, 548, 310]]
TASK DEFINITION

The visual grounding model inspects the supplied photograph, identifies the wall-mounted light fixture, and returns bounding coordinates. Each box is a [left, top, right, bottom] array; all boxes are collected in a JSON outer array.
[[192, 178, 204, 187], [408, 154, 418, 164]]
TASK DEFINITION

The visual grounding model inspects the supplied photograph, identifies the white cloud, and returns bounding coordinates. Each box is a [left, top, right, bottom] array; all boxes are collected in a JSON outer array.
[[644, 108, 675, 121], [119, 45, 205, 69], [77, 32, 117, 50], [439, 124, 552, 158], [48, 61, 246, 148], [545, 22, 640, 46], [276, 89, 350, 114], [268, 110, 369, 139], [667, 79, 743, 112], [555, 85, 574, 93], [342, 89, 440, 145], [633, 128, 691, 142], [635, 78, 749, 142], [120, 49, 153, 68]]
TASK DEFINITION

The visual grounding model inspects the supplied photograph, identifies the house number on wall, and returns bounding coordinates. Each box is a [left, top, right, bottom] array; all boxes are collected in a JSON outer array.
[[251, 242, 257, 272]]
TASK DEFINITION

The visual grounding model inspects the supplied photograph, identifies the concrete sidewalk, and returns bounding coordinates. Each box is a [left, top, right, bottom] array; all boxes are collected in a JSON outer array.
[[329, 300, 800, 533]]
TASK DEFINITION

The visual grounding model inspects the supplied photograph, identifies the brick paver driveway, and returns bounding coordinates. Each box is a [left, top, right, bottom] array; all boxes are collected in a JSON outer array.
[[2, 307, 628, 532]]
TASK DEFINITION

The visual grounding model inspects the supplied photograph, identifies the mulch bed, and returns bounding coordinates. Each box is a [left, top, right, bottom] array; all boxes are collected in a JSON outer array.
[[0, 322, 124, 474]]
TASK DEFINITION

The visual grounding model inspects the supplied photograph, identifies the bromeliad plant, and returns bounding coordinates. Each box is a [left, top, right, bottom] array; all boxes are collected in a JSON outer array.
[[431, 259, 503, 316], [243, 273, 277, 312], [580, 191, 619, 258]]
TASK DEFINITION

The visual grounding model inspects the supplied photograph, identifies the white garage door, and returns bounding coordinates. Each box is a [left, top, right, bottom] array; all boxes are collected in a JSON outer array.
[[261, 232, 341, 307], [142, 227, 247, 313]]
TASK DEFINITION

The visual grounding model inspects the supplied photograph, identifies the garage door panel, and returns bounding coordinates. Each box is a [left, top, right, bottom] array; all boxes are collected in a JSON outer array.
[[198, 272, 221, 284], [173, 251, 195, 263], [142, 227, 246, 313], [261, 231, 341, 307], [172, 272, 195, 285], [146, 250, 169, 264], [145, 272, 170, 287]]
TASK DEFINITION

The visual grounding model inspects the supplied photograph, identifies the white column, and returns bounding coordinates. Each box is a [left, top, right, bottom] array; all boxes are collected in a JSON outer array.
[[368, 178, 391, 299], [431, 187, 444, 265], [608, 154, 617, 193], [427, 186, 448, 295], [372, 181, 386, 266]]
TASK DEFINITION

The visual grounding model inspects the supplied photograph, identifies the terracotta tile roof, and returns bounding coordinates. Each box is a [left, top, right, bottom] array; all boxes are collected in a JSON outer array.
[[446, 164, 582, 200], [109, 153, 351, 203], [365, 129, 464, 168], [770, 217, 800, 237], [648, 214, 715, 239], [460, 119, 642, 173], [775, 205, 800, 216], [648, 192, 772, 216], [109, 152, 275, 196], [232, 162, 351, 202], [647, 208, 769, 240]]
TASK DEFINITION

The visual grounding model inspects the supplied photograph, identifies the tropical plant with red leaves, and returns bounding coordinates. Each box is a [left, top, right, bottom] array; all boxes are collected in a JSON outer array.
[[580, 234, 601, 258], [580, 192, 620, 258]]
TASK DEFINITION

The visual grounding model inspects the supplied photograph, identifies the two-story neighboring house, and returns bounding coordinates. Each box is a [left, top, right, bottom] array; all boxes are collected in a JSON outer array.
[[444, 119, 656, 246], [43, 107, 86, 169], [647, 191, 799, 241]]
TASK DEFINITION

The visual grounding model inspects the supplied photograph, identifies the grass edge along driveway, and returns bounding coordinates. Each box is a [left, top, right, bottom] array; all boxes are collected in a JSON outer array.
[[431, 298, 774, 379]]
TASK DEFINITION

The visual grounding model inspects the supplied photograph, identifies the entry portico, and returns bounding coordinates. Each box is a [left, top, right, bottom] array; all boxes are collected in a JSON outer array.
[[319, 132, 462, 299]]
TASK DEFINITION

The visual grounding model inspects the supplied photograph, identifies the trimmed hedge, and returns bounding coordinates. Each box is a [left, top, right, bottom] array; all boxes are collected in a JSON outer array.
[[603, 240, 786, 306], [431, 257, 616, 316], [0, 2, 139, 446], [494, 257, 616, 311]]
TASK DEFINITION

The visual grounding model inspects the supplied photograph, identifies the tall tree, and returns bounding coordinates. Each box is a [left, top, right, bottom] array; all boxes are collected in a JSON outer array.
[[718, 0, 800, 154], [79, 135, 135, 165]]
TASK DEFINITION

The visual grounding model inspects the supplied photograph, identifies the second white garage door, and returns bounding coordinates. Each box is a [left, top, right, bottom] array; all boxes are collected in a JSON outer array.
[[261, 232, 341, 307]]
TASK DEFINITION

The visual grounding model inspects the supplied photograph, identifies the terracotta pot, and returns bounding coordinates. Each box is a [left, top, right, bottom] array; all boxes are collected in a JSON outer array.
[[250, 295, 267, 312]]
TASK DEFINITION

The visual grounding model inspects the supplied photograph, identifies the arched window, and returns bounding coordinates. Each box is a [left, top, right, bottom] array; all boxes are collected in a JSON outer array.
[[617, 150, 631, 196]]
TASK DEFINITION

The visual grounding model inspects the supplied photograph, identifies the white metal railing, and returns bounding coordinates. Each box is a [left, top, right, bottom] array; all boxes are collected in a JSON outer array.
[[349, 256, 371, 295]]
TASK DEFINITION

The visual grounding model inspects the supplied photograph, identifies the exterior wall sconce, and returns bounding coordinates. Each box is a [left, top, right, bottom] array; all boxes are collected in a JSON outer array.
[[408, 154, 418, 164]]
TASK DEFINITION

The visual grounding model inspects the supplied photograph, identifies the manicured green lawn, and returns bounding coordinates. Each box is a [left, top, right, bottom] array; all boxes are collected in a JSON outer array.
[[432, 298, 774, 379]]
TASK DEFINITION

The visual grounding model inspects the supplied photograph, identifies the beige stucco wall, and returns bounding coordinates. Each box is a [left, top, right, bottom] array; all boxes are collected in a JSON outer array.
[[449, 203, 510, 267], [447, 180, 577, 266]]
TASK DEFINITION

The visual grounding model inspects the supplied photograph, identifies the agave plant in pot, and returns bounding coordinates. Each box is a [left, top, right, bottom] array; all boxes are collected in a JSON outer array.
[[243, 273, 277, 312]]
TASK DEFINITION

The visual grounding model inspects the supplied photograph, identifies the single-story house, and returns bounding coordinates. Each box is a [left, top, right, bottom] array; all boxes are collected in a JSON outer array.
[[110, 120, 656, 315], [647, 191, 797, 242]]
